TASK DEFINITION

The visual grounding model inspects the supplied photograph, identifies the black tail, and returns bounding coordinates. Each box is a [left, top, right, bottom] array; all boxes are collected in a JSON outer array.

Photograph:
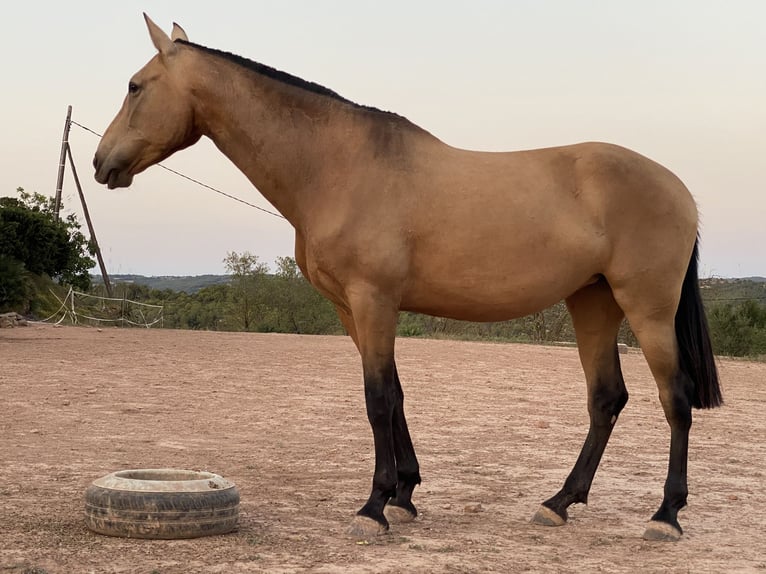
[[675, 238, 723, 409]]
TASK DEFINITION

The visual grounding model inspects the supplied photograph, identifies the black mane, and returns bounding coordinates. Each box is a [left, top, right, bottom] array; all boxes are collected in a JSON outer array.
[[176, 39, 395, 117]]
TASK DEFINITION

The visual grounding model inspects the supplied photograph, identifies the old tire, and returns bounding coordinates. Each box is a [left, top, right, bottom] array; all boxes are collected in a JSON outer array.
[[84, 469, 240, 539]]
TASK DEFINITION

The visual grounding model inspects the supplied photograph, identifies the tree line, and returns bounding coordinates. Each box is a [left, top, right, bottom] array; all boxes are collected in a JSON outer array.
[[2, 188, 764, 358], [91, 252, 343, 335]]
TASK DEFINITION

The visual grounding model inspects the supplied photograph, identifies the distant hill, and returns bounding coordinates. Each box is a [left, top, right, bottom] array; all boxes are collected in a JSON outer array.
[[699, 277, 766, 304], [93, 274, 230, 293]]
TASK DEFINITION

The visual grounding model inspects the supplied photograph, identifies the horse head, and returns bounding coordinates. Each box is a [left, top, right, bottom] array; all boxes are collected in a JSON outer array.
[[93, 14, 201, 189]]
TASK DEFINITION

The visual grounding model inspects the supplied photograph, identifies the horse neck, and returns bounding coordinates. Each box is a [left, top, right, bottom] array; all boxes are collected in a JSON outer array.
[[187, 57, 364, 229]]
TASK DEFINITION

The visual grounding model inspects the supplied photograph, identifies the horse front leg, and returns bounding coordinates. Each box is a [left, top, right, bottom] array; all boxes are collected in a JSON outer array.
[[348, 357, 398, 538], [384, 364, 421, 523], [340, 292, 401, 539]]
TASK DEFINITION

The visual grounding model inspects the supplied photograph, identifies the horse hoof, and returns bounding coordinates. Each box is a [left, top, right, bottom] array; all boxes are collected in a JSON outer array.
[[531, 505, 566, 527], [347, 515, 388, 540], [642, 520, 682, 541], [384, 504, 416, 524]]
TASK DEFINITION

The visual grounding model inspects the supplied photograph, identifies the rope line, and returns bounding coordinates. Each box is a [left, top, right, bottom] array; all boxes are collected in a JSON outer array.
[[39, 288, 164, 328], [74, 290, 164, 308], [70, 120, 285, 219]]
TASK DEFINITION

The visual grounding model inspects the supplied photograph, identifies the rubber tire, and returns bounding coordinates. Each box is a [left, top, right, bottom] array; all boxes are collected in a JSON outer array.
[[84, 469, 240, 539]]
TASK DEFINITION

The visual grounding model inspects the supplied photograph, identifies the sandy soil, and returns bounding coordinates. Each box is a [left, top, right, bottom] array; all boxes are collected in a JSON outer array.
[[1, 325, 764, 573]]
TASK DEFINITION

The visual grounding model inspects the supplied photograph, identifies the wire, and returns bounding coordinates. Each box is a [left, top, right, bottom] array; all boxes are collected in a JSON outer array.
[[155, 164, 284, 218], [70, 120, 285, 220], [70, 120, 103, 138]]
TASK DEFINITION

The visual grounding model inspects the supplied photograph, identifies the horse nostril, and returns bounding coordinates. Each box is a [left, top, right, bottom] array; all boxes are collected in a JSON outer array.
[[93, 155, 100, 170]]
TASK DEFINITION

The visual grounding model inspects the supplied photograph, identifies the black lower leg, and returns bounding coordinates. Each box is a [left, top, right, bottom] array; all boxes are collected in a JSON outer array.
[[388, 365, 421, 516], [544, 369, 628, 520], [651, 372, 693, 532], [357, 361, 398, 528]]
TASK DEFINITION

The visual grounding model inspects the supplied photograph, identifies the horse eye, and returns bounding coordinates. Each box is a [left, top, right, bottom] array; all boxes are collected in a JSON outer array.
[[128, 82, 140, 94]]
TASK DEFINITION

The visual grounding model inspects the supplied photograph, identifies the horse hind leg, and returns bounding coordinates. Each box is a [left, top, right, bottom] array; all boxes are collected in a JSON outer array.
[[610, 252, 717, 542], [533, 279, 628, 527], [622, 309, 693, 541]]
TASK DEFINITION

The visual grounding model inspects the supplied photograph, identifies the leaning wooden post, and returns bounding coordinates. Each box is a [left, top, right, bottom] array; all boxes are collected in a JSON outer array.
[[65, 143, 114, 298], [53, 106, 73, 222]]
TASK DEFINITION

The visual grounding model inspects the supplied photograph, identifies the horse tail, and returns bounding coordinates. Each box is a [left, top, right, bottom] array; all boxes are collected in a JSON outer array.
[[675, 237, 723, 409]]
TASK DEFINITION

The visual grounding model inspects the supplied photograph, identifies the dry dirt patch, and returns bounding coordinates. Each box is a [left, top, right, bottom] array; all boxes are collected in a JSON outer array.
[[1, 325, 764, 573]]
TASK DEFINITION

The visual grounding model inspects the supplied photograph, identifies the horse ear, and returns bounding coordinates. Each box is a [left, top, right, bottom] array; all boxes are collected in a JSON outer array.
[[143, 13, 177, 56], [171, 22, 189, 42]]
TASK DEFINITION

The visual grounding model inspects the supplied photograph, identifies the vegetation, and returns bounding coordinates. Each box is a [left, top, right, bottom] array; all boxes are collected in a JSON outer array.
[[91, 252, 342, 334], [700, 278, 766, 358], [707, 299, 766, 357], [224, 251, 270, 331], [0, 188, 95, 313]]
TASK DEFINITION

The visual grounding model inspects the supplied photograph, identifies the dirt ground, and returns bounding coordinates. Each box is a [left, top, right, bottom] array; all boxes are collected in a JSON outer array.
[[1, 325, 764, 573]]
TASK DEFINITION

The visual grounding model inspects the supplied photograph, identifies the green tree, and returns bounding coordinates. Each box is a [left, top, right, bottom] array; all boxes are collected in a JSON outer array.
[[268, 256, 340, 334], [224, 251, 269, 331], [0, 188, 95, 293]]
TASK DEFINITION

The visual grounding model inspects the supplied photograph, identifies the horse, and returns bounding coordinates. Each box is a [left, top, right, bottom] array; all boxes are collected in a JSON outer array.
[[94, 15, 722, 542]]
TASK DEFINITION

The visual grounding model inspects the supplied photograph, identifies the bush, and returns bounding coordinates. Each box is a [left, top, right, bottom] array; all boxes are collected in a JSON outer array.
[[708, 300, 766, 357], [0, 255, 30, 312]]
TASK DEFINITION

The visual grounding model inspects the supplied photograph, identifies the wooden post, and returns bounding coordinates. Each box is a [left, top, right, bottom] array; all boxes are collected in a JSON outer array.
[[65, 143, 114, 298], [54, 106, 72, 222]]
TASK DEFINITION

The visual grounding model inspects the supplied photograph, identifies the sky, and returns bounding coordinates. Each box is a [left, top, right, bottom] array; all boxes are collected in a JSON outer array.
[[1, 1, 764, 277]]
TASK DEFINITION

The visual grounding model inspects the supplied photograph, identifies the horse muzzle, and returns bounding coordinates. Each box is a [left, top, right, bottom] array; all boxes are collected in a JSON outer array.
[[93, 153, 135, 189]]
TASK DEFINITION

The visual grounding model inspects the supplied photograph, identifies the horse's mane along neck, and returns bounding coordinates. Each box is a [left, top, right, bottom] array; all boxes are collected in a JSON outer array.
[[175, 39, 417, 128]]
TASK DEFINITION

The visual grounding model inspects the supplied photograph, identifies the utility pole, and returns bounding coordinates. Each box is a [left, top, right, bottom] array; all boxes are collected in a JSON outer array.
[[66, 142, 114, 298], [55, 105, 114, 297], [53, 105, 72, 222]]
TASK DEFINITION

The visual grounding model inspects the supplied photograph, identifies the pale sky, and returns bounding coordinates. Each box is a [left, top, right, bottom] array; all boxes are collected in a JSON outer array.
[[1, 1, 764, 277]]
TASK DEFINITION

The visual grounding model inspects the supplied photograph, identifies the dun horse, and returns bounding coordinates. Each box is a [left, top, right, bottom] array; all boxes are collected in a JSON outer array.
[[94, 15, 722, 541]]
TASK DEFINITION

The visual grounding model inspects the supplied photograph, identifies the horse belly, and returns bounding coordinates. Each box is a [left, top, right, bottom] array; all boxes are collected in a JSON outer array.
[[401, 246, 601, 322]]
